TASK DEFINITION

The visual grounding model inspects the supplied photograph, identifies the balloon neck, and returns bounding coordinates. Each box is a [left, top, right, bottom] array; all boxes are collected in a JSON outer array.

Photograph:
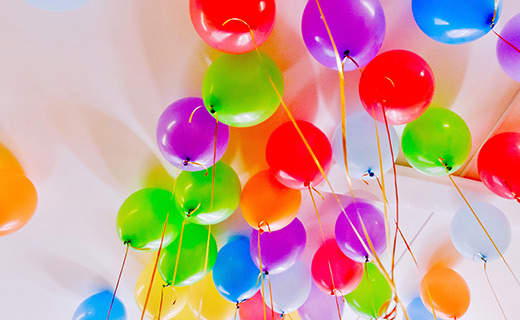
[[365, 256, 370, 263], [182, 157, 190, 166], [367, 170, 375, 178], [258, 221, 271, 234], [343, 50, 350, 57], [480, 254, 488, 263], [303, 181, 310, 188]]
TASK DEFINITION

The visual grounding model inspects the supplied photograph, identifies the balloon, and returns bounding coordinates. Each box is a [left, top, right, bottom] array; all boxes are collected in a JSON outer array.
[[412, 0, 501, 44], [450, 202, 511, 262], [135, 264, 189, 319], [72, 291, 126, 320], [158, 223, 217, 287], [241, 170, 302, 232], [406, 297, 436, 320], [420, 267, 470, 320], [189, 0, 276, 54], [175, 305, 199, 320], [298, 281, 346, 320], [263, 261, 312, 314], [401, 108, 471, 176], [266, 121, 332, 190], [188, 272, 236, 320], [24, 0, 90, 12], [174, 161, 241, 225], [156, 97, 229, 171], [301, 0, 385, 71], [0, 171, 37, 236], [202, 52, 284, 127], [311, 239, 364, 296], [345, 262, 392, 319], [497, 14, 520, 82], [335, 201, 387, 262], [250, 218, 306, 274], [116, 188, 183, 251], [478, 132, 520, 201], [239, 291, 284, 320], [0, 143, 24, 173], [332, 112, 400, 180], [212, 236, 261, 303], [359, 50, 435, 125]]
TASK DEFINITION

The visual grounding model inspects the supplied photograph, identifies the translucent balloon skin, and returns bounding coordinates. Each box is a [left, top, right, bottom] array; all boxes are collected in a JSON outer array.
[[116, 188, 183, 251], [156, 97, 229, 171], [359, 50, 435, 125], [298, 281, 345, 320], [266, 121, 332, 190], [174, 161, 241, 225], [301, 0, 385, 71], [188, 273, 236, 320], [335, 202, 387, 262], [239, 291, 284, 320], [420, 267, 470, 320], [450, 202, 511, 262], [412, 0, 502, 44], [72, 291, 126, 320], [189, 0, 276, 54], [250, 218, 306, 274], [158, 223, 217, 287], [497, 14, 520, 82], [0, 171, 37, 236], [405, 297, 436, 320], [478, 132, 520, 200], [24, 0, 90, 12], [202, 52, 284, 127], [402, 108, 471, 176]]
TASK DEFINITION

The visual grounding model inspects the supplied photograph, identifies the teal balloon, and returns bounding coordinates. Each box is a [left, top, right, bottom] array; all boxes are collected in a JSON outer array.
[[405, 297, 435, 320], [450, 202, 511, 262]]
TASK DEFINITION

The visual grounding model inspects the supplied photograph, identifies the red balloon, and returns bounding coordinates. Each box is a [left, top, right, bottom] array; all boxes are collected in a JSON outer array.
[[189, 0, 276, 54], [239, 291, 284, 320], [478, 132, 520, 202], [311, 239, 364, 296], [359, 50, 435, 125], [266, 121, 332, 190]]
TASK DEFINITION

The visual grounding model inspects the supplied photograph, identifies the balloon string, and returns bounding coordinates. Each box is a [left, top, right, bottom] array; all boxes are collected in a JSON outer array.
[[493, 30, 520, 54], [267, 274, 275, 320], [491, 0, 499, 28], [106, 242, 129, 320], [258, 229, 268, 320], [189, 105, 204, 123], [171, 219, 187, 287], [157, 285, 165, 320], [197, 224, 212, 320], [483, 260, 508, 319], [364, 261, 378, 317], [439, 157, 520, 286], [183, 160, 209, 176]]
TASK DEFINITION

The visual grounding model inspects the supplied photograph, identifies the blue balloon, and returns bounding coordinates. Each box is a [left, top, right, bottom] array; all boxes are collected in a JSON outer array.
[[332, 112, 399, 180], [212, 236, 261, 303], [72, 291, 126, 320], [24, 0, 90, 12], [405, 297, 435, 320], [450, 202, 511, 262], [412, 0, 502, 44]]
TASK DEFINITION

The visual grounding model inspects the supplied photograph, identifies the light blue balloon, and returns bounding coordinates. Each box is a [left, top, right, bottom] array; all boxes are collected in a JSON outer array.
[[332, 112, 399, 180], [263, 261, 312, 314], [72, 291, 126, 320], [405, 297, 435, 320], [450, 202, 511, 262], [212, 236, 261, 303], [412, 0, 502, 44]]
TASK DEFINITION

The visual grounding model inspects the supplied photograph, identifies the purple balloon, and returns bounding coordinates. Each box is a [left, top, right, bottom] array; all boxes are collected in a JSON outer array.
[[497, 13, 520, 82], [301, 0, 386, 71], [156, 97, 229, 171], [298, 281, 345, 320], [335, 201, 386, 262], [250, 218, 306, 274]]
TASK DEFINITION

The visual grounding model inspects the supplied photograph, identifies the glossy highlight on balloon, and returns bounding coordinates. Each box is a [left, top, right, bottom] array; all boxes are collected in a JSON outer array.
[[497, 13, 520, 82], [0, 171, 37, 237], [72, 291, 126, 320]]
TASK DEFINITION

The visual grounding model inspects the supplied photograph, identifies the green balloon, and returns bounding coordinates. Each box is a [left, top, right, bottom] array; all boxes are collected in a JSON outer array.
[[174, 161, 241, 225], [401, 107, 471, 176], [345, 263, 392, 319], [116, 188, 183, 250], [158, 223, 217, 287], [202, 51, 284, 127]]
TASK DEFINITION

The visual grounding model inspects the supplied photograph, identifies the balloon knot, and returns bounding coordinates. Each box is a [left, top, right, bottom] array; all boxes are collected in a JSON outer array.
[[303, 181, 310, 188], [343, 50, 350, 57], [264, 270, 269, 276], [183, 158, 190, 166], [209, 106, 216, 114]]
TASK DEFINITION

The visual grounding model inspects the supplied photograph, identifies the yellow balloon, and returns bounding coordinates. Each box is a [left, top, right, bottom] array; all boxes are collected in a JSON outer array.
[[174, 304, 199, 320], [188, 273, 236, 320], [288, 311, 302, 320], [135, 264, 189, 319]]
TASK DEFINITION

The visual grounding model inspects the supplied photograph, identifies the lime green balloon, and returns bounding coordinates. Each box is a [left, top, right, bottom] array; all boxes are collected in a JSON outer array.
[[158, 223, 217, 287], [116, 188, 183, 251], [174, 161, 241, 225], [202, 51, 284, 127], [345, 263, 392, 319], [401, 107, 471, 176]]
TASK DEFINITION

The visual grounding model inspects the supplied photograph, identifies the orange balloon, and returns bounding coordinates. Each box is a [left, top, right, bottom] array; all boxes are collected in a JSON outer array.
[[240, 170, 301, 232], [0, 143, 24, 174], [420, 266, 470, 320], [0, 171, 37, 236]]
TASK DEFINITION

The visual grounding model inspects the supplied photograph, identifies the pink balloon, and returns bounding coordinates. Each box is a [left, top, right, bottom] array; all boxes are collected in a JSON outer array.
[[239, 291, 283, 320]]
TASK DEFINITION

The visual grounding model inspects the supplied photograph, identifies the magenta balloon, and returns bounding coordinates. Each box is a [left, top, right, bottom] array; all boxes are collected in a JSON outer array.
[[335, 201, 387, 262], [250, 218, 306, 274], [497, 13, 520, 82], [301, 0, 386, 71], [298, 282, 345, 320], [156, 97, 229, 171]]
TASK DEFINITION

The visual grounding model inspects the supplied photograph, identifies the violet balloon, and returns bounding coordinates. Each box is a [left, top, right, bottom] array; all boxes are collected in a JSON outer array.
[[299, 281, 345, 320], [301, 0, 385, 71], [156, 97, 229, 171], [250, 218, 306, 274], [335, 201, 386, 262], [497, 13, 520, 82]]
